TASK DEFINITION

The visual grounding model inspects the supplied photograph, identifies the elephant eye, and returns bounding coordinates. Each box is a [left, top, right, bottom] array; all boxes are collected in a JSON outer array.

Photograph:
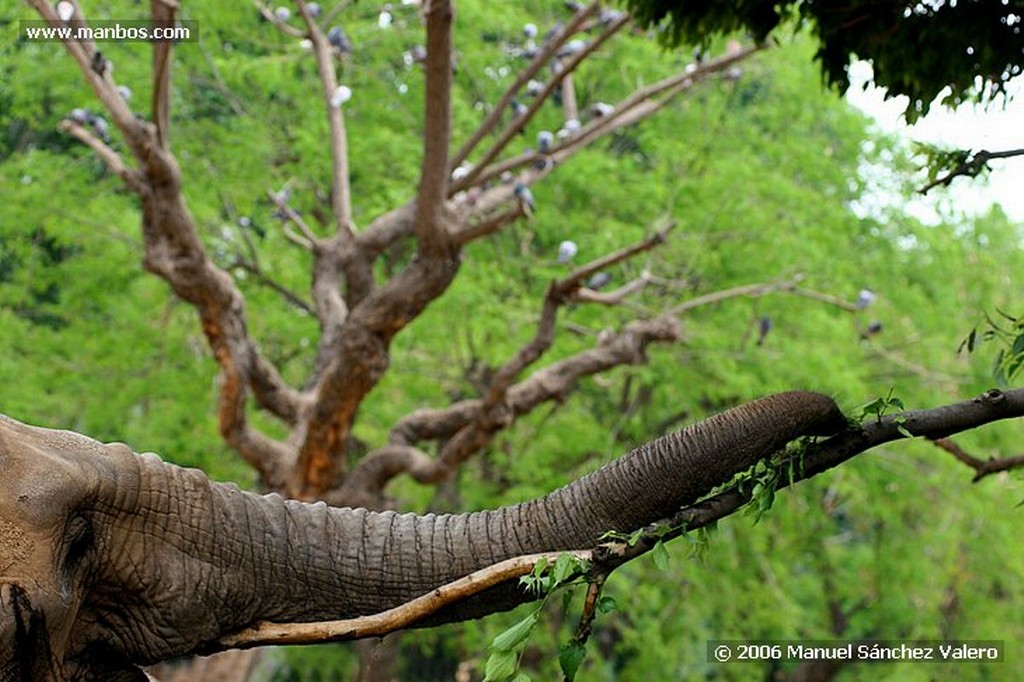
[[59, 515, 94, 580]]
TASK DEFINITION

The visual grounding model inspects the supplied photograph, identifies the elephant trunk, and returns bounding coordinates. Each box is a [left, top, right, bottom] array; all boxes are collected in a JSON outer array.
[[76, 392, 843, 665]]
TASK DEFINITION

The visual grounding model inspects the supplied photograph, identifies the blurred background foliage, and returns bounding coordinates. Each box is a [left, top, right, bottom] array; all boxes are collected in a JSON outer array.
[[1, 0, 1022, 679]]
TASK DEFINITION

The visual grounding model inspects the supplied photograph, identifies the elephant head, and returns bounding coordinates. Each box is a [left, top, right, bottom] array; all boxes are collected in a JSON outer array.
[[0, 392, 845, 680]]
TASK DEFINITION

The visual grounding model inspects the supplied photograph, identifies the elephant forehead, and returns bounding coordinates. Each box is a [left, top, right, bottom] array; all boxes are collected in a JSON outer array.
[[0, 415, 94, 526]]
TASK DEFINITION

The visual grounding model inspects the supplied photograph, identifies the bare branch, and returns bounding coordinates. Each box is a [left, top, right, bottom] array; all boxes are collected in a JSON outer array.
[[217, 550, 592, 648], [451, 11, 630, 194], [252, 1, 304, 37], [345, 316, 683, 500], [297, 0, 356, 239], [357, 203, 417, 259], [560, 72, 579, 123], [332, 444, 445, 508], [790, 287, 860, 312], [449, 1, 600, 171], [930, 437, 1024, 482], [58, 120, 147, 193], [414, 0, 456, 251], [151, 0, 178, 149], [34, 0, 305, 470], [667, 276, 807, 316], [228, 259, 315, 316], [450, 206, 525, 245], [267, 189, 319, 244], [460, 43, 763, 194], [30, 0, 157, 157], [561, 222, 675, 289], [574, 273, 652, 305]]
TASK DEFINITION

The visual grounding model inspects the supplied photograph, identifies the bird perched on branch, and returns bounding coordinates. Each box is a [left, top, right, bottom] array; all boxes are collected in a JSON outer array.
[[757, 316, 773, 346], [587, 272, 612, 290], [330, 85, 352, 108], [537, 130, 554, 154], [378, 4, 394, 29], [557, 240, 578, 264], [328, 26, 352, 54], [56, 1, 74, 22], [69, 108, 93, 125], [514, 183, 536, 217], [856, 289, 877, 309], [860, 320, 883, 340], [90, 50, 110, 77], [91, 116, 109, 141]]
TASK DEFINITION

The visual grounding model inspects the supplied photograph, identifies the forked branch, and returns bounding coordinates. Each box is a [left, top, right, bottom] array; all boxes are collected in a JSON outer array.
[[930, 436, 1024, 482]]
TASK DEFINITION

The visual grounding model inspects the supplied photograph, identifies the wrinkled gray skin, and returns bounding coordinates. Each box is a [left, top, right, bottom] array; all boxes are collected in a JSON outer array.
[[0, 392, 845, 681]]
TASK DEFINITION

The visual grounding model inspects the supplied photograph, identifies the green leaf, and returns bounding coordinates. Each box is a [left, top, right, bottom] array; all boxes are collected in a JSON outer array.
[[559, 641, 587, 681], [859, 397, 885, 419], [553, 552, 575, 585], [652, 539, 670, 571], [959, 328, 977, 353], [483, 649, 519, 682], [562, 587, 575, 614], [597, 595, 619, 613], [491, 611, 539, 652]]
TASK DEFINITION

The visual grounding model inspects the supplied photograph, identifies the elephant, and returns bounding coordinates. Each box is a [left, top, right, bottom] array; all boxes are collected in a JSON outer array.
[[0, 391, 846, 680]]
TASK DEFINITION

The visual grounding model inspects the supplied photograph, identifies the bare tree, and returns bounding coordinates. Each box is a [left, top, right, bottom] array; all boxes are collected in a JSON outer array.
[[31, 0, 779, 507]]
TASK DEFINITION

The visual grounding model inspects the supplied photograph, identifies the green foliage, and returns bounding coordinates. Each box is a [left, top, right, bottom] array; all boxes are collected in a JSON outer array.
[[961, 310, 1024, 385], [915, 142, 990, 187], [858, 387, 906, 424], [483, 553, 590, 682], [624, 0, 1024, 120]]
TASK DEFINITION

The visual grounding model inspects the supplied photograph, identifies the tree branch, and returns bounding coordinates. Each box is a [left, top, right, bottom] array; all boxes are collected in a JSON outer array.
[[343, 316, 683, 501], [667, 276, 807, 315], [151, 0, 178, 149], [918, 148, 1024, 194], [448, 1, 600, 173], [930, 436, 1024, 482], [57, 121, 146, 193], [33, 0, 305, 478], [451, 10, 629, 195], [228, 259, 315, 316], [297, 0, 355, 240], [217, 550, 592, 649], [414, 0, 456, 252], [457, 43, 762, 195], [341, 225, 677, 498]]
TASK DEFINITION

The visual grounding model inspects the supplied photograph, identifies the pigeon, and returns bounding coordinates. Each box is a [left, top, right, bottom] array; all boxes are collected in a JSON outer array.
[[330, 85, 352, 108], [757, 316, 773, 346], [557, 239, 578, 263], [856, 289, 877, 309], [514, 183, 536, 216], [587, 272, 612, 290], [537, 130, 554, 154]]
